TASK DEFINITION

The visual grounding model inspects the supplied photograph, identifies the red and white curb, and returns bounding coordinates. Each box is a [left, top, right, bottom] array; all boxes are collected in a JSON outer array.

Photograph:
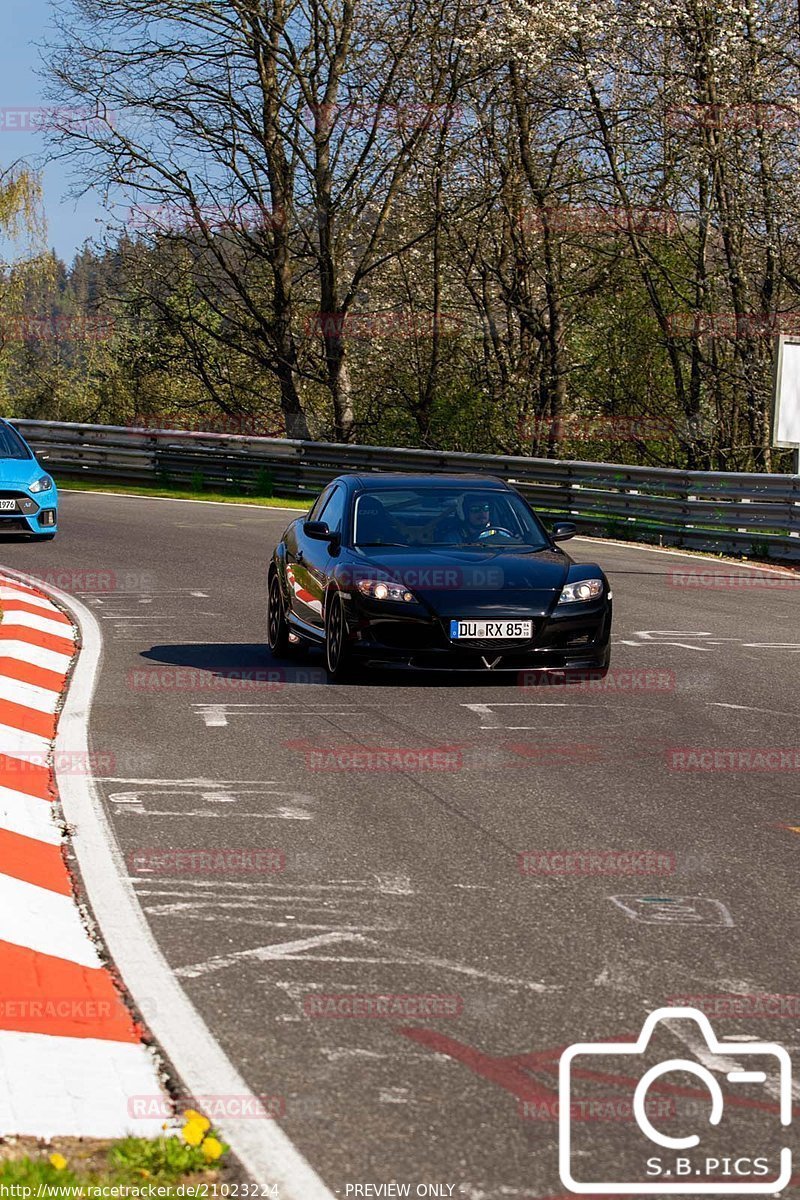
[[0, 574, 169, 1139], [0, 568, 334, 1198]]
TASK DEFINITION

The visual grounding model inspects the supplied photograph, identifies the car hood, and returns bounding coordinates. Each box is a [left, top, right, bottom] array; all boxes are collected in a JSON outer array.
[[347, 545, 571, 617], [0, 459, 39, 487]]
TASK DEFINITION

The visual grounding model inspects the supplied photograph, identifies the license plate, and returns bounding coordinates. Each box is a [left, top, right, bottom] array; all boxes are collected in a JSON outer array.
[[450, 619, 532, 640], [0, 500, 17, 512]]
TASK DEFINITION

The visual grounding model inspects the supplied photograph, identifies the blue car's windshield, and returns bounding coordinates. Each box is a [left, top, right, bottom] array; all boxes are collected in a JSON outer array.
[[0, 423, 32, 460], [353, 487, 549, 550]]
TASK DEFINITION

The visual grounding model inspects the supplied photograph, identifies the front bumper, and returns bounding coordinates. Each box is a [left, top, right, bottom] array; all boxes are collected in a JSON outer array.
[[0, 490, 58, 535], [344, 596, 612, 672]]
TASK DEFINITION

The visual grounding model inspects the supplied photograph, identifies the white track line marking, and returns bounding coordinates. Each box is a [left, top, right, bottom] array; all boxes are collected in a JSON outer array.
[[0, 785, 60, 844], [0, 874, 102, 966], [4, 570, 336, 1200], [0, 1032, 168, 1139], [61, 488, 308, 514], [177, 931, 558, 993], [572, 536, 799, 575], [710, 702, 800, 719], [176, 931, 361, 978]]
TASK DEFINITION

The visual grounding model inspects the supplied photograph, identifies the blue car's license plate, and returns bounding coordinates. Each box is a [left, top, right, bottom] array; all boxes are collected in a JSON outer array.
[[450, 619, 532, 640]]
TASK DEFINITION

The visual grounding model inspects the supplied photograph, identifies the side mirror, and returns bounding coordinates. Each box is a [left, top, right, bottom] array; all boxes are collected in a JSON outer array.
[[304, 520, 334, 541], [551, 521, 577, 542]]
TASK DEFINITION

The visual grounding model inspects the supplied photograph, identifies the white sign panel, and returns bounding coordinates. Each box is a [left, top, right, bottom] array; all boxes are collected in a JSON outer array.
[[773, 336, 800, 448]]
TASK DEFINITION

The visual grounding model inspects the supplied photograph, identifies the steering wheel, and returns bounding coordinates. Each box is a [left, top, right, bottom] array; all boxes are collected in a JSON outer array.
[[477, 526, 516, 541]]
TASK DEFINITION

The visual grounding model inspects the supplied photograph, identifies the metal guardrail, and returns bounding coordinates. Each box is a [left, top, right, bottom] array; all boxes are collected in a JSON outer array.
[[12, 419, 800, 563]]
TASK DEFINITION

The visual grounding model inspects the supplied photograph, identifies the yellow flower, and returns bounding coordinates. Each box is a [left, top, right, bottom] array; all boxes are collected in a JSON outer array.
[[181, 1104, 206, 1123], [49, 1154, 68, 1172], [183, 1110, 211, 1133], [201, 1137, 224, 1162], [182, 1120, 207, 1147]]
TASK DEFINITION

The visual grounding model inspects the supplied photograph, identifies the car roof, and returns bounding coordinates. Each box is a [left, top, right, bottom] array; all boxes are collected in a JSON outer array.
[[340, 473, 510, 490]]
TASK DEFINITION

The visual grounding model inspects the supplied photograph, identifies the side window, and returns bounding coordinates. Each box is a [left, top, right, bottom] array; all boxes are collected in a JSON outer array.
[[308, 486, 334, 522], [318, 485, 347, 535]]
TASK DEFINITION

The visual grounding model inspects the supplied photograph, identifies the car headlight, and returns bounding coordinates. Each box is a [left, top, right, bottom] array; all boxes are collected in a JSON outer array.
[[558, 578, 604, 604], [29, 476, 54, 494], [356, 579, 416, 603]]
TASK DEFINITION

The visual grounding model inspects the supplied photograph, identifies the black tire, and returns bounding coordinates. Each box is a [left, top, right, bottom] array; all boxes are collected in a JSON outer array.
[[325, 591, 354, 682], [267, 570, 291, 656]]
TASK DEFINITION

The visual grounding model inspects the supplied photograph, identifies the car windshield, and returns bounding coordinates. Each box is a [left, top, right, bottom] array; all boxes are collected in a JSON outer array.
[[352, 486, 549, 549], [0, 423, 32, 461]]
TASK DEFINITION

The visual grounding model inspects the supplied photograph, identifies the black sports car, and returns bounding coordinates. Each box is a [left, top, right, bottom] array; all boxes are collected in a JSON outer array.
[[267, 474, 612, 680]]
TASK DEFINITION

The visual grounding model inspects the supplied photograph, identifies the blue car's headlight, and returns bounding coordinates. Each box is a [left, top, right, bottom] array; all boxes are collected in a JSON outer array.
[[29, 476, 54, 494], [558, 578, 604, 604]]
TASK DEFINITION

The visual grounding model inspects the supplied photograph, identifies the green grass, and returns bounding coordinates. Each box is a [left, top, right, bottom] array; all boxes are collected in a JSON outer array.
[[0, 1132, 237, 1195], [56, 477, 309, 510]]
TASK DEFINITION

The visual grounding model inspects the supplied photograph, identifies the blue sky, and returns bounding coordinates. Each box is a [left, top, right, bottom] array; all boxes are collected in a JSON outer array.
[[1, 0, 105, 264]]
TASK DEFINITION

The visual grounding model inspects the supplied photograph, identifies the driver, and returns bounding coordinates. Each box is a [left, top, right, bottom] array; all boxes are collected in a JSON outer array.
[[356, 496, 401, 545], [435, 494, 494, 543]]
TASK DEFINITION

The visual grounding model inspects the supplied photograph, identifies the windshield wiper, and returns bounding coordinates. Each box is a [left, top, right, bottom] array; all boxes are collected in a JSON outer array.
[[355, 541, 410, 548]]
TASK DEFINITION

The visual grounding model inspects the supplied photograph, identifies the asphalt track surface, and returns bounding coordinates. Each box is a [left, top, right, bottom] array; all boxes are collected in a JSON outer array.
[[2, 490, 800, 1198]]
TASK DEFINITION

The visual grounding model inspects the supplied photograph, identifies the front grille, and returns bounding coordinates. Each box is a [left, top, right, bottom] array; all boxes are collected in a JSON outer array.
[[0, 491, 39, 517], [454, 638, 536, 651], [367, 624, 439, 650], [0, 518, 31, 531]]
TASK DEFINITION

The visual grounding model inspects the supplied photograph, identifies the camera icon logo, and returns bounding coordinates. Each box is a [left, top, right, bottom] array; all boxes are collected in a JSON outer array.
[[559, 1006, 792, 1194]]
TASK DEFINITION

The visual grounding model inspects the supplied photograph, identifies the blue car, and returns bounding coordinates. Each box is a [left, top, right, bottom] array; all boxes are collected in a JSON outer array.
[[0, 420, 58, 541]]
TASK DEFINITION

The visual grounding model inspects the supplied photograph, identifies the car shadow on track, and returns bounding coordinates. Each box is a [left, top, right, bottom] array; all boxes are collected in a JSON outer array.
[[138, 642, 545, 690]]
